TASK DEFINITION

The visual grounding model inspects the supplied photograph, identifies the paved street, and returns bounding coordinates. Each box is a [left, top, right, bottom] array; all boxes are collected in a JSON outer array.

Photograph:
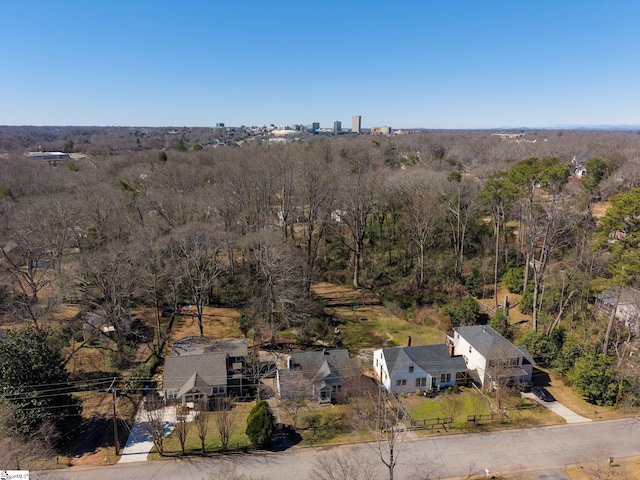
[[34, 418, 640, 480]]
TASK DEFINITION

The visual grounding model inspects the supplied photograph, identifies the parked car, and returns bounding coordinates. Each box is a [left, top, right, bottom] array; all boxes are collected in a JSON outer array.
[[531, 386, 555, 402]]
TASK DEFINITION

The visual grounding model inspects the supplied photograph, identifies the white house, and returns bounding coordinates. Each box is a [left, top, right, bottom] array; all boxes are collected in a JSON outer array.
[[446, 325, 534, 389], [595, 287, 640, 335], [373, 344, 468, 394]]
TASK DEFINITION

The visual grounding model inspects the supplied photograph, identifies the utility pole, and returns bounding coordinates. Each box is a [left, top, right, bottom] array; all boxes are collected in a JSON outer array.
[[108, 378, 119, 455]]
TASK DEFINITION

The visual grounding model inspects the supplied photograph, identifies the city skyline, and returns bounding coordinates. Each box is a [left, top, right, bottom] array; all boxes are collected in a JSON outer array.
[[1, 1, 639, 129]]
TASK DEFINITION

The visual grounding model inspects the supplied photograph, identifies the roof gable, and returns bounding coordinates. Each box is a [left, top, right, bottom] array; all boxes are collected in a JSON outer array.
[[455, 325, 521, 359], [381, 344, 467, 377], [289, 349, 356, 378], [163, 352, 227, 391]]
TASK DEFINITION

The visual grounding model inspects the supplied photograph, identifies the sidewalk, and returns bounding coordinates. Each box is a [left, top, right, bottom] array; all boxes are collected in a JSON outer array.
[[118, 403, 178, 463]]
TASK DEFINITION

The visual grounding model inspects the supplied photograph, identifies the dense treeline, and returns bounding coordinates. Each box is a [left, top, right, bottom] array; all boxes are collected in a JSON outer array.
[[1, 128, 640, 449]]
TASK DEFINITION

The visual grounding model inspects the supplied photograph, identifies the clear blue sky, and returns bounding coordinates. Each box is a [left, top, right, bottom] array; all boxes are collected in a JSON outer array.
[[1, 0, 639, 129]]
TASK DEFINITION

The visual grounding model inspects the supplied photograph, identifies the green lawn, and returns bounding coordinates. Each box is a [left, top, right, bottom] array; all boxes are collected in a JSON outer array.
[[334, 304, 445, 351], [402, 388, 563, 433], [157, 405, 253, 457]]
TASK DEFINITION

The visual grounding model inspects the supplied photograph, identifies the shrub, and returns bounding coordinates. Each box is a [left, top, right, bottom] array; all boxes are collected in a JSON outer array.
[[502, 267, 526, 294], [442, 297, 481, 327], [246, 400, 275, 449], [567, 353, 618, 406]]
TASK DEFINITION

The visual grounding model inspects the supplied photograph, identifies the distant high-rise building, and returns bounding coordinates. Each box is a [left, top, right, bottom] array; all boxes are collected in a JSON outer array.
[[333, 121, 342, 135], [352, 115, 361, 134]]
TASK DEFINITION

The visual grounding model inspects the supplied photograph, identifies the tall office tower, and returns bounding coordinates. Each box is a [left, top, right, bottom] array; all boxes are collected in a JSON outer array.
[[352, 115, 361, 134], [333, 121, 342, 135]]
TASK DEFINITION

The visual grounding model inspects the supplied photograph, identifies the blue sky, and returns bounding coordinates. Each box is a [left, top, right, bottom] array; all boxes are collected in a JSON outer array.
[[1, 0, 639, 128]]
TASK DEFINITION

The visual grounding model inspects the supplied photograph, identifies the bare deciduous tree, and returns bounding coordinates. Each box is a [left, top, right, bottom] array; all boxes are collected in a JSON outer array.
[[214, 397, 236, 451], [175, 411, 189, 456], [350, 389, 408, 480], [144, 397, 167, 457], [311, 450, 376, 480], [195, 401, 209, 455], [169, 224, 225, 337]]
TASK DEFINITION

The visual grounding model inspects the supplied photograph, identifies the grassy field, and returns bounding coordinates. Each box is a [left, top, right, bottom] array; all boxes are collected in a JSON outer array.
[[313, 282, 446, 350]]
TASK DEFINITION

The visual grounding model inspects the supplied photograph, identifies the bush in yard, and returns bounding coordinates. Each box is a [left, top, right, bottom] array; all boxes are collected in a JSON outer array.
[[567, 352, 618, 406], [502, 266, 526, 294], [442, 296, 481, 327], [245, 400, 275, 449]]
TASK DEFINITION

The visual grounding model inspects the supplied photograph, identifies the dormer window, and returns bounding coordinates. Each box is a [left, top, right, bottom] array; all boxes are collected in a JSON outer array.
[[408, 365, 414, 373]]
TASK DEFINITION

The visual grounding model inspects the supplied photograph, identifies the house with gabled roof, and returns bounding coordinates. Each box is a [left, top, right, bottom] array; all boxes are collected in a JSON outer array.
[[163, 352, 228, 405], [446, 325, 534, 389], [162, 337, 249, 405], [373, 344, 468, 394], [276, 348, 360, 404]]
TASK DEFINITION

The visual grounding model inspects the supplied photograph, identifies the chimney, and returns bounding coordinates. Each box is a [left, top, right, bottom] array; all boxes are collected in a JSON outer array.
[[448, 343, 454, 357], [407, 336, 412, 347]]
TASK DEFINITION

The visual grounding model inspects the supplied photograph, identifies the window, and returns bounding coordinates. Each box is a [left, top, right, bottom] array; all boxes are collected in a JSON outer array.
[[415, 377, 427, 387], [396, 379, 407, 386], [440, 373, 452, 383], [408, 366, 414, 373], [402, 379, 407, 385], [469, 346, 472, 353]]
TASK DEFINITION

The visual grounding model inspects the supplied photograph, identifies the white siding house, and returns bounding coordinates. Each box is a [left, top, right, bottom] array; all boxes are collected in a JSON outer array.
[[373, 344, 468, 394], [447, 325, 534, 389]]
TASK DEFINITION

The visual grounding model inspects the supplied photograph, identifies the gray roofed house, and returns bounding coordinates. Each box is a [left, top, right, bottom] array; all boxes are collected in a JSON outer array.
[[447, 325, 534, 389], [163, 336, 249, 404], [373, 344, 468, 394], [277, 348, 360, 404], [163, 352, 228, 405]]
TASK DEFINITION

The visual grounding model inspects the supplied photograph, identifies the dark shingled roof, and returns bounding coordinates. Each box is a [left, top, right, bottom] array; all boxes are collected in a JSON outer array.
[[455, 325, 522, 359], [163, 352, 227, 391], [288, 349, 356, 376], [381, 344, 467, 377]]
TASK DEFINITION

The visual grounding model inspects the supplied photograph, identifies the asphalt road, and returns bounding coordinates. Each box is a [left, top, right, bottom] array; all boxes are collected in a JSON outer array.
[[34, 418, 640, 480]]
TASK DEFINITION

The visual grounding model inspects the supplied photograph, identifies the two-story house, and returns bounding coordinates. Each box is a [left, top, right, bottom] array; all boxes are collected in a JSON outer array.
[[446, 325, 534, 389]]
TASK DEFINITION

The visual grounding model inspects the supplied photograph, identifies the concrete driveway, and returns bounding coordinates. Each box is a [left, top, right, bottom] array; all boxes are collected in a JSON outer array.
[[522, 392, 592, 423], [118, 404, 179, 463]]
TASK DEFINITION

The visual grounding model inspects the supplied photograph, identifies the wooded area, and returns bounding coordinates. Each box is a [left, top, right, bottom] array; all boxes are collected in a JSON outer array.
[[1, 126, 640, 465]]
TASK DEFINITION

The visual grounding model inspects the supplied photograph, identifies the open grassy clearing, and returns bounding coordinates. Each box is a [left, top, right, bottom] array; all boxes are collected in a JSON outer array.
[[313, 282, 445, 350], [167, 306, 243, 344]]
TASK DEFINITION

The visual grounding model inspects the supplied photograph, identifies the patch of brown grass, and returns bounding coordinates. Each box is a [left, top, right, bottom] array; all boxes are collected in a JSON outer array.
[[566, 456, 640, 479], [168, 306, 243, 345]]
